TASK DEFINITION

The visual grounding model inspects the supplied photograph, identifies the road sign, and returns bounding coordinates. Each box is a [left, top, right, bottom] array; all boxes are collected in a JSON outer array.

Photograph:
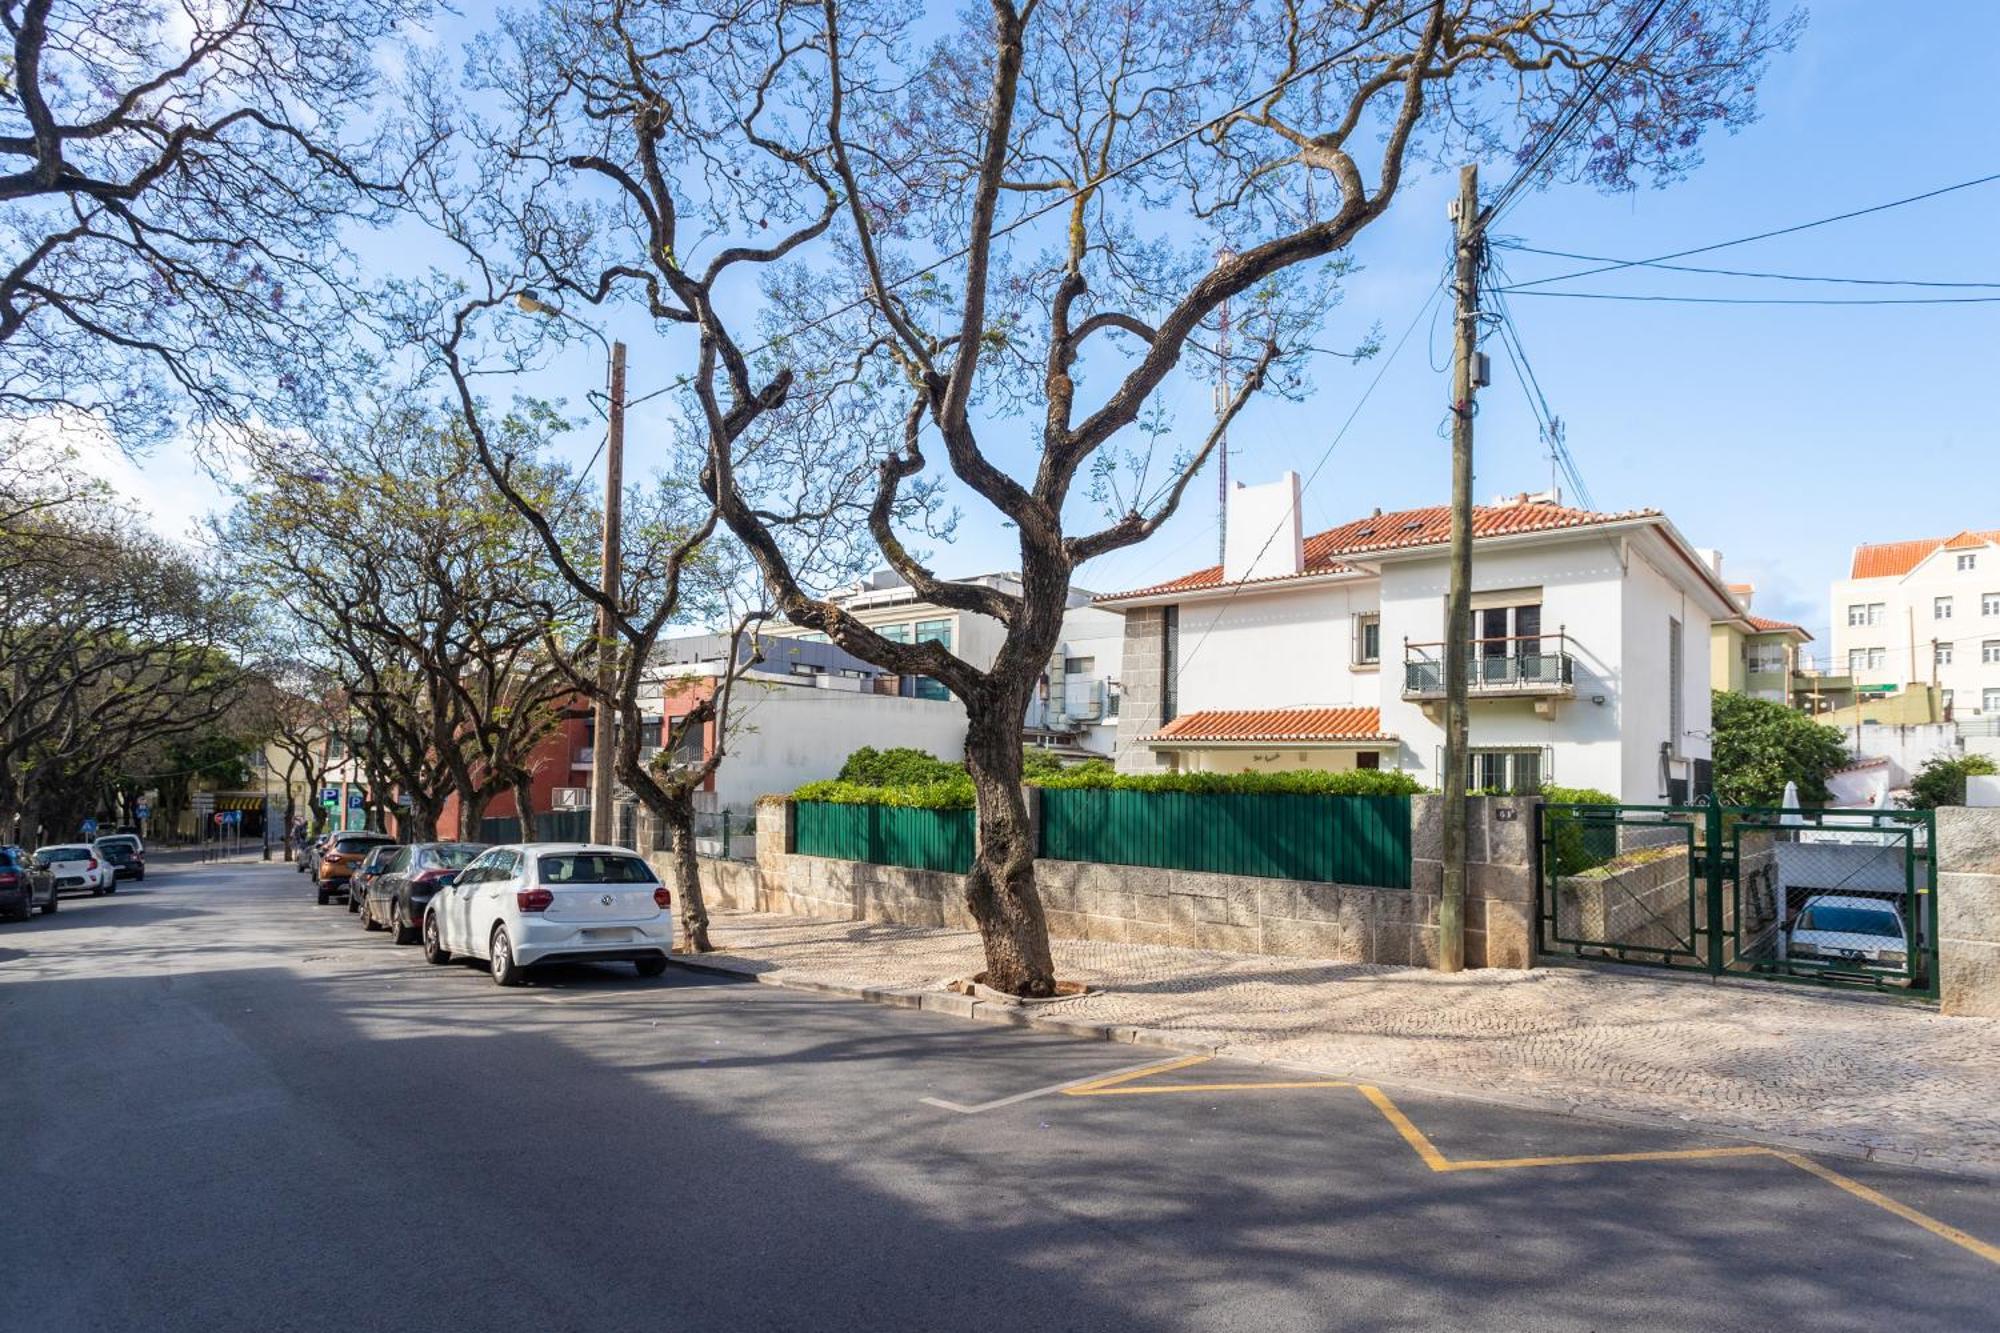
[[1857, 683, 1899, 696], [80, 817, 97, 836], [348, 791, 364, 810], [193, 793, 215, 817], [134, 801, 151, 819], [321, 787, 339, 806], [553, 787, 588, 810]]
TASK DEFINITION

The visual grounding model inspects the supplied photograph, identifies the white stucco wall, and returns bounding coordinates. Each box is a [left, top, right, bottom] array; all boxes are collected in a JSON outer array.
[[712, 679, 968, 814], [1171, 576, 1379, 712], [1618, 535, 1715, 801], [1376, 534, 1630, 797]]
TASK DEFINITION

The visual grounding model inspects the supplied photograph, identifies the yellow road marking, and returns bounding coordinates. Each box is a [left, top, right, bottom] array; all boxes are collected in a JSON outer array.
[[1038, 1056, 2000, 1268], [1059, 1053, 1212, 1095], [1775, 1151, 2000, 1267], [1068, 1079, 1353, 1096]]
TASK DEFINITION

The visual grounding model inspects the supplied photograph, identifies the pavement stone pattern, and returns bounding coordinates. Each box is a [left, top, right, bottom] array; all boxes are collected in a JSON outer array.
[[690, 909, 2000, 1174]]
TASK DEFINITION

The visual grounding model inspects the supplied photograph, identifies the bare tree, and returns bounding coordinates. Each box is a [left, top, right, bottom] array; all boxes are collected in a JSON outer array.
[[426, 0, 1795, 993]]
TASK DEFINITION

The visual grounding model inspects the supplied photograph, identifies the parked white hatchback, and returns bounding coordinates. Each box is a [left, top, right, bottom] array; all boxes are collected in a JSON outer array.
[[33, 844, 117, 897], [421, 843, 673, 986]]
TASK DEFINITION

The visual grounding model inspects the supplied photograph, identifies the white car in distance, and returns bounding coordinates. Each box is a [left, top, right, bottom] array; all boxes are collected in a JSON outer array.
[[34, 844, 117, 897], [422, 843, 673, 986], [1785, 893, 1909, 972]]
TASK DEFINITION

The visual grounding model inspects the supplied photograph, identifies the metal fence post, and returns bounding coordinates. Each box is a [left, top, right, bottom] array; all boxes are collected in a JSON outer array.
[[1705, 793, 1725, 975]]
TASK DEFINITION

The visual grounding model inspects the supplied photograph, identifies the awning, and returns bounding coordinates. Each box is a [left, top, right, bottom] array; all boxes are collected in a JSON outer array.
[[1143, 706, 1393, 747]]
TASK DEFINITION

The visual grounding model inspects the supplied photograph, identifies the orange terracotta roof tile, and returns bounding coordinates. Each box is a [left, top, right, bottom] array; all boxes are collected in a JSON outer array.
[[1851, 530, 2000, 579], [1143, 706, 1390, 744], [1744, 614, 1811, 640], [1101, 501, 1659, 601]]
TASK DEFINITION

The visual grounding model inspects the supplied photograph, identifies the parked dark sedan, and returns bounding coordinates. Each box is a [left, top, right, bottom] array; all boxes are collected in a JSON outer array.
[[0, 846, 55, 920], [346, 843, 402, 915], [362, 842, 486, 944], [95, 838, 145, 882]]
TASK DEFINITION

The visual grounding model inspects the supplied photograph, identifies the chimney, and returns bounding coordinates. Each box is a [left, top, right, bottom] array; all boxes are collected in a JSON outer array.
[[1223, 472, 1305, 583]]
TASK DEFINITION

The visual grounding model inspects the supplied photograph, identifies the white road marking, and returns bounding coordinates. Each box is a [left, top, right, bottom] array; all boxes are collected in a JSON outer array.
[[919, 1054, 1199, 1115]]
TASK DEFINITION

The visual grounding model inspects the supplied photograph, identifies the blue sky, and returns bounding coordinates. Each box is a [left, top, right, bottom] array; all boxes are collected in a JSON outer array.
[[140, 2, 1992, 662]]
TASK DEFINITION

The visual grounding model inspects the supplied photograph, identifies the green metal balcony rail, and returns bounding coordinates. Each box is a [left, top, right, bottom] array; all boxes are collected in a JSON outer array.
[[1403, 632, 1575, 698]]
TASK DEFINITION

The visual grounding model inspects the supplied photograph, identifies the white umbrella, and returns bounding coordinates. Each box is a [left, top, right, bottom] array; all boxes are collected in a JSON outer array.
[[1780, 781, 1804, 825]]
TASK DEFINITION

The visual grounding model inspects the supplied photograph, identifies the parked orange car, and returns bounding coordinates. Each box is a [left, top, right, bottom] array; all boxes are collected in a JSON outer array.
[[315, 832, 396, 906]]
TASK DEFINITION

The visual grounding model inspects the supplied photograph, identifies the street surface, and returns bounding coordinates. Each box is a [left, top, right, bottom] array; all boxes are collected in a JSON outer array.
[[2, 859, 1995, 1331]]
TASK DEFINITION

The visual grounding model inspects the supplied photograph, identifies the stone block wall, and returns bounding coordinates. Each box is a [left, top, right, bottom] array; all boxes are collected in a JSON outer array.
[[1111, 606, 1170, 773], [1938, 808, 2000, 1016], [690, 794, 1535, 970]]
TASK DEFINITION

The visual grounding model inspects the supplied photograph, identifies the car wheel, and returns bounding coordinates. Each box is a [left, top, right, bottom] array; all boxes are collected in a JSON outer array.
[[346, 891, 360, 914], [421, 912, 451, 965], [315, 885, 330, 906], [41, 891, 56, 916], [105, 879, 117, 895], [391, 903, 418, 946], [6, 898, 27, 923], [91, 885, 105, 897], [361, 898, 382, 931], [489, 926, 523, 987], [136, 870, 144, 882], [634, 955, 668, 978]]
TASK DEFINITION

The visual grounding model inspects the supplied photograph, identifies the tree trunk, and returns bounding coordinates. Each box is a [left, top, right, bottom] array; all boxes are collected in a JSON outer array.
[[512, 774, 536, 838], [661, 791, 713, 953], [961, 688, 1056, 996], [462, 789, 490, 842]]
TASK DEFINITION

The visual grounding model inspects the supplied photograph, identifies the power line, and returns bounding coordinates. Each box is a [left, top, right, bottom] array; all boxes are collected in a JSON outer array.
[[620, 0, 1443, 410], [1499, 170, 2000, 292], [1479, 0, 1688, 228], [1487, 288, 1594, 509], [1505, 290, 2000, 307], [1495, 242, 2000, 290]]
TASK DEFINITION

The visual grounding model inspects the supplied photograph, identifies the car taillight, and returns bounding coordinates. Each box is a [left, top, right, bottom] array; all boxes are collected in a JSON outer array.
[[653, 885, 672, 909], [0, 872, 16, 887], [414, 868, 453, 885], [517, 887, 553, 912], [87, 858, 98, 870]]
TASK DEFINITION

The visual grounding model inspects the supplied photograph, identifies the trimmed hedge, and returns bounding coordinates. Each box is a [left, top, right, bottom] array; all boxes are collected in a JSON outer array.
[[1539, 784, 1619, 877], [796, 748, 1423, 809]]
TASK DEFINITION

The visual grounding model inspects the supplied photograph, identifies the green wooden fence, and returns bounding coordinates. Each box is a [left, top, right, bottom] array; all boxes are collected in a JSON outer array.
[[793, 801, 975, 874], [1037, 789, 1411, 889], [478, 809, 593, 846]]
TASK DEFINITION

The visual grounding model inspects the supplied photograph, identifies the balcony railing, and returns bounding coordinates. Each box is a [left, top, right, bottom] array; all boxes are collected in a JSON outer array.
[[1403, 633, 1575, 699]]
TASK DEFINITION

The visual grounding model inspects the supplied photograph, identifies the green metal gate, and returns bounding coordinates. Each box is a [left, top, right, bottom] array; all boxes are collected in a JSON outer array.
[[1536, 799, 1937, 999]]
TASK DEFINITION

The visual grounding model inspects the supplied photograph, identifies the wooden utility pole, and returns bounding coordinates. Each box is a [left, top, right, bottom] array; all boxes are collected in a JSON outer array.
[[590, 340, 627, 846], [1440, 163, 1481, 974]]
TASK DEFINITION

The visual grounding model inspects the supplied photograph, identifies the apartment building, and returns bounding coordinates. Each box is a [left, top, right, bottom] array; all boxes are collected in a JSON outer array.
[[1830, 529, 2000, 721], [1099, 475, 1740, 802], [1709, 579, 1811, 705]]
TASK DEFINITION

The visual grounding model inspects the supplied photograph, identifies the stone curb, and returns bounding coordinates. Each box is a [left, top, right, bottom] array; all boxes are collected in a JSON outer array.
[[667, 953, 2000, 1183]]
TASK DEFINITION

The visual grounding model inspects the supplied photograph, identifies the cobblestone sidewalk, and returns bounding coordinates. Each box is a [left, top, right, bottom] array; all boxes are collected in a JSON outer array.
[[685, 909, 2000, 1175]]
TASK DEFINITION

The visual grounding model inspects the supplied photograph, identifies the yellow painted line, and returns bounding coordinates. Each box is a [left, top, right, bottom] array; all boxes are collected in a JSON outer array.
[[1067, 1079, 1353, 1097], [1441, 1145, 1772, 1172], [1060, 1053, 1212, 1095], [1775, 1152, 2000, 1268], [1357, 1085, 1453, 1173]]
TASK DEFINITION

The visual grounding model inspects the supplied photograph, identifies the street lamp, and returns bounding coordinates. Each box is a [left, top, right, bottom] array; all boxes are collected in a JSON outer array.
[[516, 289, 626, 846]]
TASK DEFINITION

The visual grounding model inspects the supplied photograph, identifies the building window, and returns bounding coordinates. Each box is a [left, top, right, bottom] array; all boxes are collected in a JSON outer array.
[[876, 623, 912, 644], [1985, 593, 2000, 618], [1937, 643, 1954, 667], [1354, 613, 1381, 665], [1959, 553, 1978, 572], [914, 618, 952, 649], [1851, 647, 1887, 673], [1356, 751, 1380, 770], [912, 677, 950, 702], [1668, 617, 1684, 752], [1846, 603, 1865, 627], [1986, 641, 2000, 665], [1942, 689, 1954, 714], [1468, 749, 1542, 795], [1936, 596, 1954, 620], [1161, 606, 1179, 724], [788, 662, 819, 677], [1063, 656, 1095, 676], [795, 631, 829, 644], [1986, 689, 2000, 715], [1749, 643, 1786, 674]]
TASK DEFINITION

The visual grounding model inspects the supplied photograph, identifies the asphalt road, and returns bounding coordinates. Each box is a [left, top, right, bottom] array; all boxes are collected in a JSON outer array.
[[2, 859, 1995, 1332]]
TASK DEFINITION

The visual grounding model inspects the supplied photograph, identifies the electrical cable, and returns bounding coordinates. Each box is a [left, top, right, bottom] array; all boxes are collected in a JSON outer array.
[[1497, 170, 2000, 292], [1504, 290, 2000, 306], [1494, 242, 2000, 290]]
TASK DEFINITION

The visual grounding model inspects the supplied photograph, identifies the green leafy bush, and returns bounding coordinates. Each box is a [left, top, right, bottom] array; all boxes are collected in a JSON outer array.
[[793, 776, 975, 809], [1539, 784, 1619, 876], [1905, 753, 1998, 810], [1711, 690, 1850, 806], [836, 746, 966, 787]]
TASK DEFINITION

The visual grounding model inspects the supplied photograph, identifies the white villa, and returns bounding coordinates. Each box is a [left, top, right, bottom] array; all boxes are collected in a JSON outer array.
[[1098, 474, 1741, 803]]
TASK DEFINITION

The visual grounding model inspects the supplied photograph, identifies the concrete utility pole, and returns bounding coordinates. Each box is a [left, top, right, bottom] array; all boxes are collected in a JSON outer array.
[[1440, 163, 1481, 975], [590, 340, 627, 846]]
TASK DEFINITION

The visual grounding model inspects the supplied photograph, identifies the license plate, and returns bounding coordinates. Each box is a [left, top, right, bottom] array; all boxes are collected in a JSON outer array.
[[57, 877, 82, 887], [583, 928, 634, 942]]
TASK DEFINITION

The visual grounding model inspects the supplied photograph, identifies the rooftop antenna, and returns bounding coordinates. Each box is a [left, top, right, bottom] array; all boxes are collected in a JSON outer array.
[[1213, 246, 1235, 566]]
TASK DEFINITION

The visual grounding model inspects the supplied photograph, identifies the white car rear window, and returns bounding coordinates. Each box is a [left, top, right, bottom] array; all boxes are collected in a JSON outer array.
[[537, 854, 656, 885]]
